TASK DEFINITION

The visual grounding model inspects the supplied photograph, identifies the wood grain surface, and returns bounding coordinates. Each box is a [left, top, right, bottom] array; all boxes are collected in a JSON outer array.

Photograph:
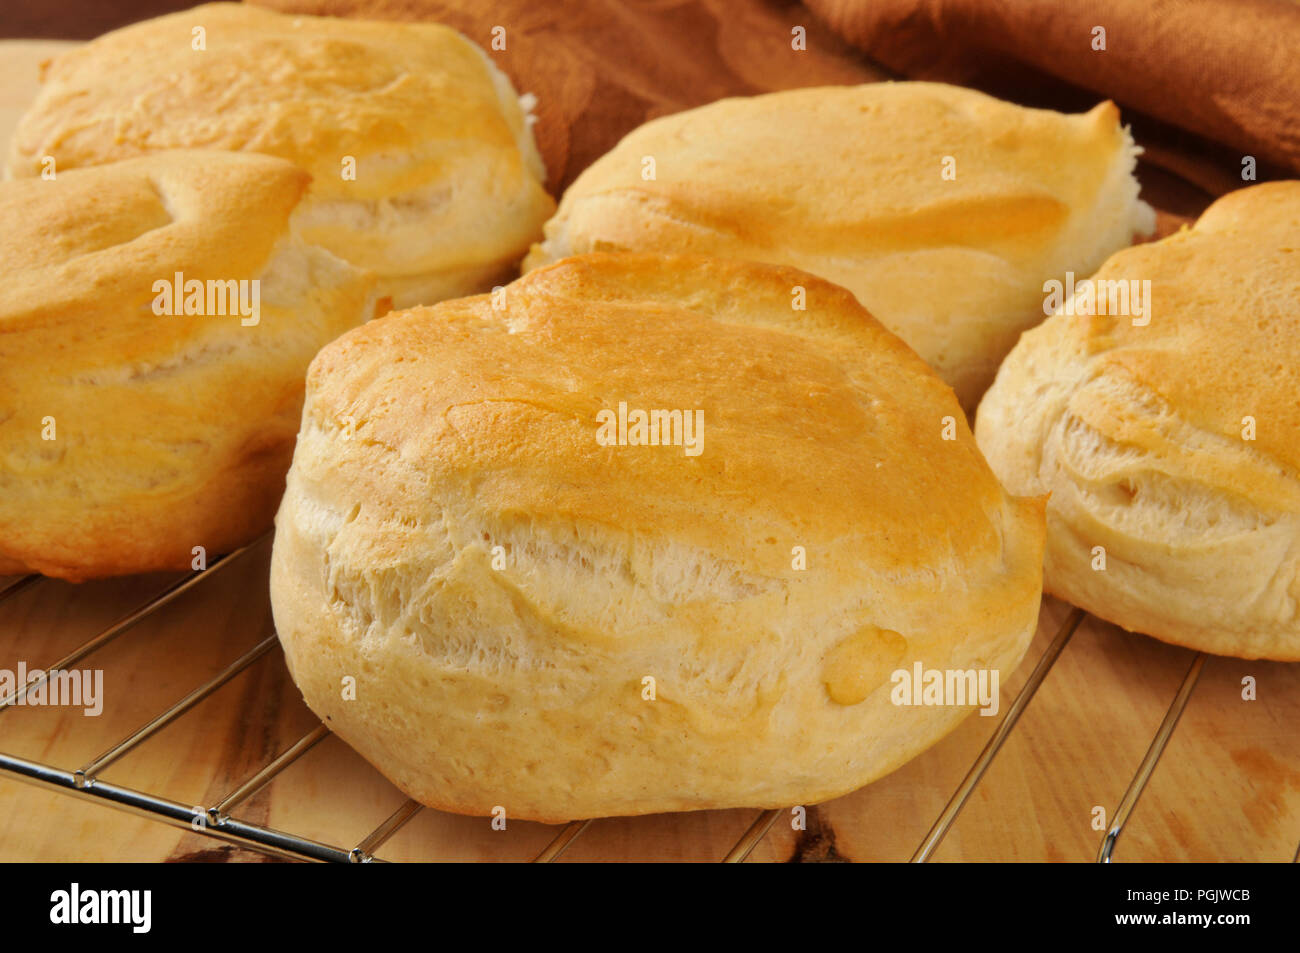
[[1, 37, 1296, 864]]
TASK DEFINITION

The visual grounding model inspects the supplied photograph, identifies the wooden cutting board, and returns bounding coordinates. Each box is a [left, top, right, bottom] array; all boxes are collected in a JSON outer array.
[[1, 39, 1296, 863]]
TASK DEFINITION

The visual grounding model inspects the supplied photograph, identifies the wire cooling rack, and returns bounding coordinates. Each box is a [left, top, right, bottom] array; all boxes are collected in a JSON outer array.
[[0, 539, 1295, 864]]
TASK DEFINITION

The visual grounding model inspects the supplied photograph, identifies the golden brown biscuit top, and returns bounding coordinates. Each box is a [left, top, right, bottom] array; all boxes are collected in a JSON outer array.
[[8, 2, 536, 200], [1055, 181, 1300, 485], [1, 149, 307, 336], [546, 82, 1128, 264], [304, 253, 1015, 576]]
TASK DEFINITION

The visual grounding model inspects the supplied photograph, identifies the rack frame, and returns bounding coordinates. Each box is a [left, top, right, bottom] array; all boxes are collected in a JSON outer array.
[[0, 544, 1293, 864]]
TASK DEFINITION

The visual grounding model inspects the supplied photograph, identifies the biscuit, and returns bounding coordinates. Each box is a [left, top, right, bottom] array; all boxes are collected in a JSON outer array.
[[0, 150, 377, 580], [525, 82, 1154, 408], [976, 181, 1300, 660], [8, 2, 554, 309], [270, 253, 1046, 821]]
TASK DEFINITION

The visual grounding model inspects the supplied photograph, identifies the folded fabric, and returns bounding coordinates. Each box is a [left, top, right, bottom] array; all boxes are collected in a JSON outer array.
[[805, 0, 1300, 194]]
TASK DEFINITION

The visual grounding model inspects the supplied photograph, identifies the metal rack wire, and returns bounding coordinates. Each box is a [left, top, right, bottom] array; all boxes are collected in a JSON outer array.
[[0, 543, 1294, 863]]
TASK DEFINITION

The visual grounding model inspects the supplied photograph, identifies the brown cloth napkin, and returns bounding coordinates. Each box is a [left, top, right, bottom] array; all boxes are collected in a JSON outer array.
[[805, 0, 1300, 199], [252, 0, 886, 192]]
